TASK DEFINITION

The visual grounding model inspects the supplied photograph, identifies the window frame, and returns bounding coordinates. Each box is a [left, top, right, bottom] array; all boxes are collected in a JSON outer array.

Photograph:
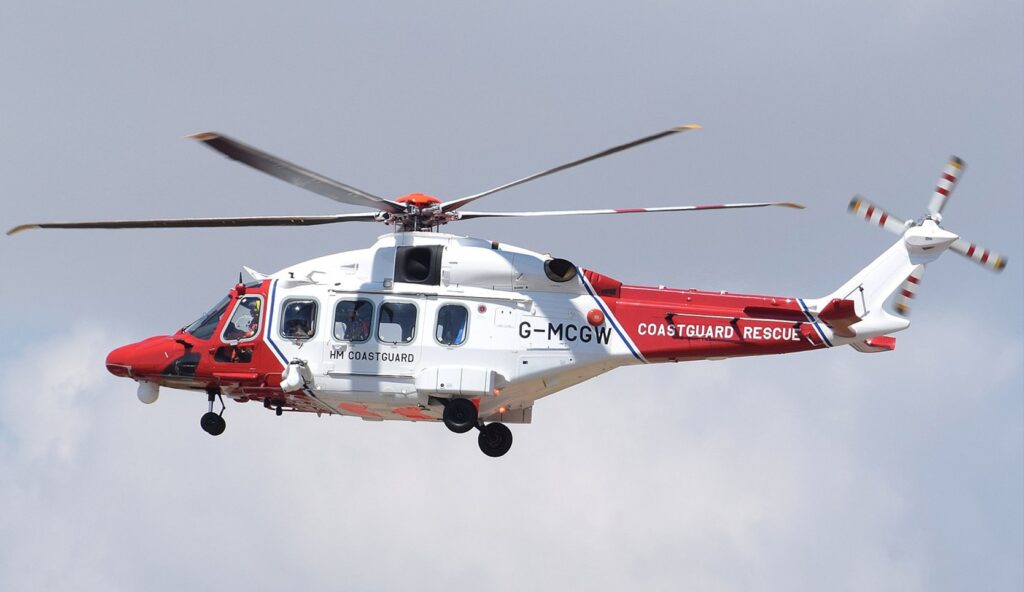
[[183, 295, 231, 340], [220, 295, 265, 344], [279, 297, 320, 342], [434, 303, 470, 347], [332, 298, 375, 343], [376, 300, 419, 346]]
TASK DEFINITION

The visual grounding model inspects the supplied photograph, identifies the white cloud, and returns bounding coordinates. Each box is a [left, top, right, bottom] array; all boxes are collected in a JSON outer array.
[[0, 317, 1018, 591]]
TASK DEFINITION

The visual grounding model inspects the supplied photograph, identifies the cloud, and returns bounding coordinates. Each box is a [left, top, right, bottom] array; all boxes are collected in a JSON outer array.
[[0, 316, 1018, 591]]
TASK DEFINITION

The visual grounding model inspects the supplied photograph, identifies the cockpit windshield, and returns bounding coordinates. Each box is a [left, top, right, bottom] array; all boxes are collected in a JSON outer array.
[[183, 295, 231, 340]]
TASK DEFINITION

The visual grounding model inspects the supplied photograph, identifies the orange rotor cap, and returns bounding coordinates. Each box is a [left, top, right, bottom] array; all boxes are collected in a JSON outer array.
[[396, 193, 442, 208]]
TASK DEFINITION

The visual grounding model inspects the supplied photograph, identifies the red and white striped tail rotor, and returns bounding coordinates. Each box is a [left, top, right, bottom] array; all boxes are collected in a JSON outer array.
[[893, 266, 925, 317], [847, 195, 907, 236], [927, 156, 965, 217], [848, 156, 1007, 274], [950, 238, 1008, 272]]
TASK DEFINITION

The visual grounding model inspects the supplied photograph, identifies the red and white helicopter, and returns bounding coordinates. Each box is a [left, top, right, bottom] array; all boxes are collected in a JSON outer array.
[[9, 125, 1007, 457]]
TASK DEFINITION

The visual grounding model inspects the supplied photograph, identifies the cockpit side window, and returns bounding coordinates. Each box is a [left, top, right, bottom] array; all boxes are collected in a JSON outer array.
[[334, 300, 374, 342], [221, 295, 264, 343], [184, 295, 231, 340], [378, 302, 417, 344], [280, 299, 318, 341]]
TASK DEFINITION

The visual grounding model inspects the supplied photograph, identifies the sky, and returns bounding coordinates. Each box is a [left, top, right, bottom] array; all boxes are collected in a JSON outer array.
[[0, 1, 1021, 590]]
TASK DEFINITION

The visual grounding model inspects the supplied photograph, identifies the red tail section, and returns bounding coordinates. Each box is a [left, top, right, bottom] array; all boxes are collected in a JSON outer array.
[[584, 270, 832, 362]]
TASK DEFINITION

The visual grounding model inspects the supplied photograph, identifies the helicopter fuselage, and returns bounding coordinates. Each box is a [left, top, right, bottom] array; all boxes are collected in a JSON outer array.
[[106, 231, 834, 424]]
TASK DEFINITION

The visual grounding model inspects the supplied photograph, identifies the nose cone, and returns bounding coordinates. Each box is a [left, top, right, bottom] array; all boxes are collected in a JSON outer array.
[[105, 335, 188, 379], [105, 343, 136, 377]]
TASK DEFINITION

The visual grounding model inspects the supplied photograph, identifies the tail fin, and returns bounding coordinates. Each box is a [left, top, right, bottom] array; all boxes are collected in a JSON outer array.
[[804, 156, 1006, 349]]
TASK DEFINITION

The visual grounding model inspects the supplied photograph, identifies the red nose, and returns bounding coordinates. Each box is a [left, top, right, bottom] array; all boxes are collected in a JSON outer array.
[[105, 344, 135, 377], [105, 335, 183, 379]]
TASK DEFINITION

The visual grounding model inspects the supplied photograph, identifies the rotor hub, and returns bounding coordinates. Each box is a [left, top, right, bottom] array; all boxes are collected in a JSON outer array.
[[395, 193, 442, 208]]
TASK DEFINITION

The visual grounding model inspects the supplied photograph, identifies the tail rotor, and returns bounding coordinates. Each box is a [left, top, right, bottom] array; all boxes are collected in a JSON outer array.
[[847, 156, 1007, 274]]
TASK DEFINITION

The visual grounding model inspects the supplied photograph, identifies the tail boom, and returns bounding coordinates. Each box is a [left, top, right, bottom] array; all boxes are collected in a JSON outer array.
[[584, 271, 836, 363]]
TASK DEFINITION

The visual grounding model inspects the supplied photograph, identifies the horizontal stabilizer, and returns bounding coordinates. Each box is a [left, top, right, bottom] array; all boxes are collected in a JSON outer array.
[[849, 336, 896, 353], [817, 298, 861, 337]]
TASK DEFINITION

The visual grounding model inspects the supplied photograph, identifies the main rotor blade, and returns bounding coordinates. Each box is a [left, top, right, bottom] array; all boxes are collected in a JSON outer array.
[[927, 156, 965, 216], [7, 212, 379, 235], [455, 201, 803, 220], [847, 195, 908, 235], [949, 238, 1007, 272], [440, 124, 702, 213], [190, 132, 404, 214]]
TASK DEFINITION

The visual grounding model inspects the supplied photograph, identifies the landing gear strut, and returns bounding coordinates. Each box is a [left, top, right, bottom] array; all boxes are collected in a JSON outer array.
[[442, 398, 478, 434], [200, 389, 226, 436], [477, 422, 513, 457]]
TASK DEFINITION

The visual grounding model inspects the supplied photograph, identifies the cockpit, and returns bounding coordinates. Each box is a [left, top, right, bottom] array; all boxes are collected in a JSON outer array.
[[183, 295, 230, 339], [182, 282, 265, 342]]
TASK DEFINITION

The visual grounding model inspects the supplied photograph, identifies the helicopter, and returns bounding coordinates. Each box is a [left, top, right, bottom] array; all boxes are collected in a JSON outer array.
[[8, 125, 1007, 457]]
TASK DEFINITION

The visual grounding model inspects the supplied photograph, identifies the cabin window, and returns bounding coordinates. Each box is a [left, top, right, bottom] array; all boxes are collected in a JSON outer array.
[[184, 295, 231, 340], [280, 299, 318, 340], [378, 302, 417, 344], [334, 299, 374, 342], [222, 295, 264, 342], [435, 304, 469, 346]]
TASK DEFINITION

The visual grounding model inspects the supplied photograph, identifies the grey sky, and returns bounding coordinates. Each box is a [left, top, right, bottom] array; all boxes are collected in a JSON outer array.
[[1, 1, 1021, 590]]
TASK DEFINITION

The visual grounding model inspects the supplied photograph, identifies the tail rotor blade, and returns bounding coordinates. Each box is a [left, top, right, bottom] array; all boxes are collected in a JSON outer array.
[[950, 238, 1008, 272], [927, 156, 965, 216], [893, 266, 925, 317], [847, 195, 907, 235]]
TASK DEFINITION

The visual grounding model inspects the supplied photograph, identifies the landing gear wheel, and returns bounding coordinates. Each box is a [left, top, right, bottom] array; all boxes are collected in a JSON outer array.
[[200, 412, 226, 436], [443, 398, 478, 434], [477, 423, 513, 457]]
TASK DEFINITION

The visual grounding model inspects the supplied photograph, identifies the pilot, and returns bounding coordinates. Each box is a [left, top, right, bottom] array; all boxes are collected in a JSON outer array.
[[241, 300, 261, 338], [225, 299, 262, 340]]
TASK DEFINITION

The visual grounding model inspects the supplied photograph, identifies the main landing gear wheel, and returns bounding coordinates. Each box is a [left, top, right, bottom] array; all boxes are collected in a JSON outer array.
[[477, 423, 513, 457], [443, 398, 478, 434], [200, 412, 226, 436], [200, 389, 226, 436]]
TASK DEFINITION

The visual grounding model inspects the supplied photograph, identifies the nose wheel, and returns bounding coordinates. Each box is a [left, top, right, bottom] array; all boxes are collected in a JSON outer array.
[[201, 389, 227, 436]]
